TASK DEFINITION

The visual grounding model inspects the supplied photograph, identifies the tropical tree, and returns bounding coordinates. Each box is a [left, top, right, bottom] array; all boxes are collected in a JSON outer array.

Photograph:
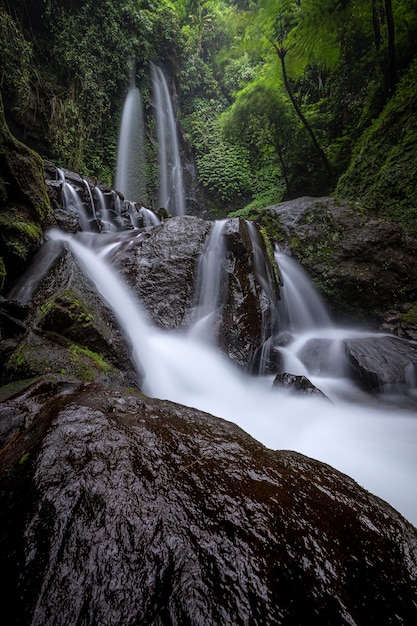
[[246, 0, 350, 185]]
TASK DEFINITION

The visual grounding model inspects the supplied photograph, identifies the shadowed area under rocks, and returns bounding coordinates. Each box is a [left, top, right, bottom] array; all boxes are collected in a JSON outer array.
[[0, 379, 416, 625]]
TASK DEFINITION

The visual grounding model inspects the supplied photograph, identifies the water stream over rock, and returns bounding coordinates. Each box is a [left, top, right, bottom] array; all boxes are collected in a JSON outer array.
[[42, 222, 417, 527]]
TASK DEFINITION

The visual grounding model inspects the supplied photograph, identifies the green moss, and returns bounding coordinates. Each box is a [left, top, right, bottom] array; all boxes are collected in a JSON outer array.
[[18, 452, 30, 465], [39, 290, 95, 330], [400, 303, 417, 325], [337, 58, 417, 234], [0, 207, 43, 260], [69, 344, 113, 374]]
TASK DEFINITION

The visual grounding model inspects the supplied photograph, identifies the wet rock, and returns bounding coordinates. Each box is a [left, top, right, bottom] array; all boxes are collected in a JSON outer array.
[[345, 335, 417, 391], [0, 380, 416, 625], [114, 216, 280, 367], [257, 197, 417, 326], [0, 95, 50, 290], [1, 245, 137, 387], [117, 216, 210, 329], [273, 372, 327, 397]]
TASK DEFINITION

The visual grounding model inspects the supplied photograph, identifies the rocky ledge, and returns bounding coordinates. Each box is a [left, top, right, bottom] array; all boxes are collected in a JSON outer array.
[[0, 379, 416, 625]]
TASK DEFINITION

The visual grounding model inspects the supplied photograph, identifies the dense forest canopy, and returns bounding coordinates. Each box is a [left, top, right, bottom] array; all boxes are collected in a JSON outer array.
[[1, 0, 417, 218]]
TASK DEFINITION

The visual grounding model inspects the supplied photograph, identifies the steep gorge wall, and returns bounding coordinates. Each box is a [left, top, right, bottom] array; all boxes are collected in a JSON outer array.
[[336, 58, 417, 236]]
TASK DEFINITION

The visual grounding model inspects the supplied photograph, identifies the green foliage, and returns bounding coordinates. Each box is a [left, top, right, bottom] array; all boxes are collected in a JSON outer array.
[[1, 0, 417, 219], [198, 141, 252, 201], [0, 9, 32, 115], [336, 57, 417, 234]]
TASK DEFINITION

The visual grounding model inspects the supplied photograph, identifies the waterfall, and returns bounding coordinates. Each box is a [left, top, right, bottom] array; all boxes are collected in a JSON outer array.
[[273, 248, 377, 393], [139, 207, 160, 227], [246, 221, 280, 373], [43, 228, 417, 526], [275, 246, 333, 332], [57, 168, 90, 231], [189, 219, 227, 341], [83, 179, 97, 221], [95, 186, 116, 233], [114, 68, 146, 203], [151, 64, 185, 216]]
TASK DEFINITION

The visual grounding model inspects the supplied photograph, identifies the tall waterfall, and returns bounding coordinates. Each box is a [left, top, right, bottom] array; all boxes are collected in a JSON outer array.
[[114, 66, 146, 203], [151, 64, 185, 216], [42, 226, 417, 526]]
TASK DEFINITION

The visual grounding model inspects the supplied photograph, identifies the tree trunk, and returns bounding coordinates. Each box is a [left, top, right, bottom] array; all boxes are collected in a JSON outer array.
[[372, 0, 397, 97], [278, 49, 334, 185]]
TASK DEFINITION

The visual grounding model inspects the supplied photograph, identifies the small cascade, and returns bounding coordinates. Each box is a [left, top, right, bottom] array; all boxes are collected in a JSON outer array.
[[113, 192, 122, 228], [57, 168, 90, 231], [138, 207, 160, 227], [83, 179, 97, 221], [275, 246, 332, 332], [273, 248, 367, 398], [114, 63, 146, 203], [189, 220, 227, 342], [95, 186, 116, 233], [245, 221, 280, 374], [151, 63, 185, 216]]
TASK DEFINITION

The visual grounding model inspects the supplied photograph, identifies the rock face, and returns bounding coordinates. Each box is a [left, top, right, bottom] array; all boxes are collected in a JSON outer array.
[[1, 379, 417, 625], [256, 196, 417, 330], [0, 95, 50, 291]]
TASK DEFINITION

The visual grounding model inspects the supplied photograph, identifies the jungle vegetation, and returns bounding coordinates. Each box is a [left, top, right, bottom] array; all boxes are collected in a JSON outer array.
[[1, 0, 417, 223]]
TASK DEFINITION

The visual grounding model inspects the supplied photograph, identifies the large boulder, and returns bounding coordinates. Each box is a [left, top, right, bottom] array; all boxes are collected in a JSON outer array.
[[0, 379, 416, 625], [345, 334, 417, 391], [112, 216, 279, 367], [254, 196, 417, 329]]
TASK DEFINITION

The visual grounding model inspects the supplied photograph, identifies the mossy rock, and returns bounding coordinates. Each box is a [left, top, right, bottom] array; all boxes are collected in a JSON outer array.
[[0, 93, 50, 290], [4, 331, 119, 386], [336, 59, 417, 235]]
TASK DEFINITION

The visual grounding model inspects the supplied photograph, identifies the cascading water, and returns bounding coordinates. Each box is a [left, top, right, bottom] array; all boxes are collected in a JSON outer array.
[[57, 168, 90, 231], [275, 246, 332, 332], [94, 186, 115, 233], [151, 63, 185, 216], [114, 63, 146, 203], [44, 227, 417, 526], [274, 247, 382, 397], [246, 221, 280, 373], [138, 206, 160, 227], [189, 219, 227, 341], [83, 179, 97, 221]]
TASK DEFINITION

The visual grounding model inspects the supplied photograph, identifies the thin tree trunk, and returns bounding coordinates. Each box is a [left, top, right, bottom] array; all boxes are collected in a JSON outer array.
[[372, 0, 397, 97], [278, 50, 334, 185]]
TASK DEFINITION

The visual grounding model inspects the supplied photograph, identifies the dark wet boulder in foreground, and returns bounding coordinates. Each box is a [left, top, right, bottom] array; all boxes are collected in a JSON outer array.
[[0, 379, 416, 625]]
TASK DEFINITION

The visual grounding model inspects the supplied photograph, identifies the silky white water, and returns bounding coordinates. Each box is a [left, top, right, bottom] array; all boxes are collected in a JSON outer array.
[[114, 82, 146, 203], [48, 229, 417, 526], [151, 64, 185, 216]]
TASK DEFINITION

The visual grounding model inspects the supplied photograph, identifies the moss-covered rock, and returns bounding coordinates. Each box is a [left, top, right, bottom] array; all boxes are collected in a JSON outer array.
[[0, 93, 50, 291], [254, 197, 417, 329], [336, 58, 417, 235]]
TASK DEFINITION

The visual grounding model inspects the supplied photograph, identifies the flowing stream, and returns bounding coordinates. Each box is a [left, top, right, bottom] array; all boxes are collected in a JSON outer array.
[[47, 228, 417, 526]]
